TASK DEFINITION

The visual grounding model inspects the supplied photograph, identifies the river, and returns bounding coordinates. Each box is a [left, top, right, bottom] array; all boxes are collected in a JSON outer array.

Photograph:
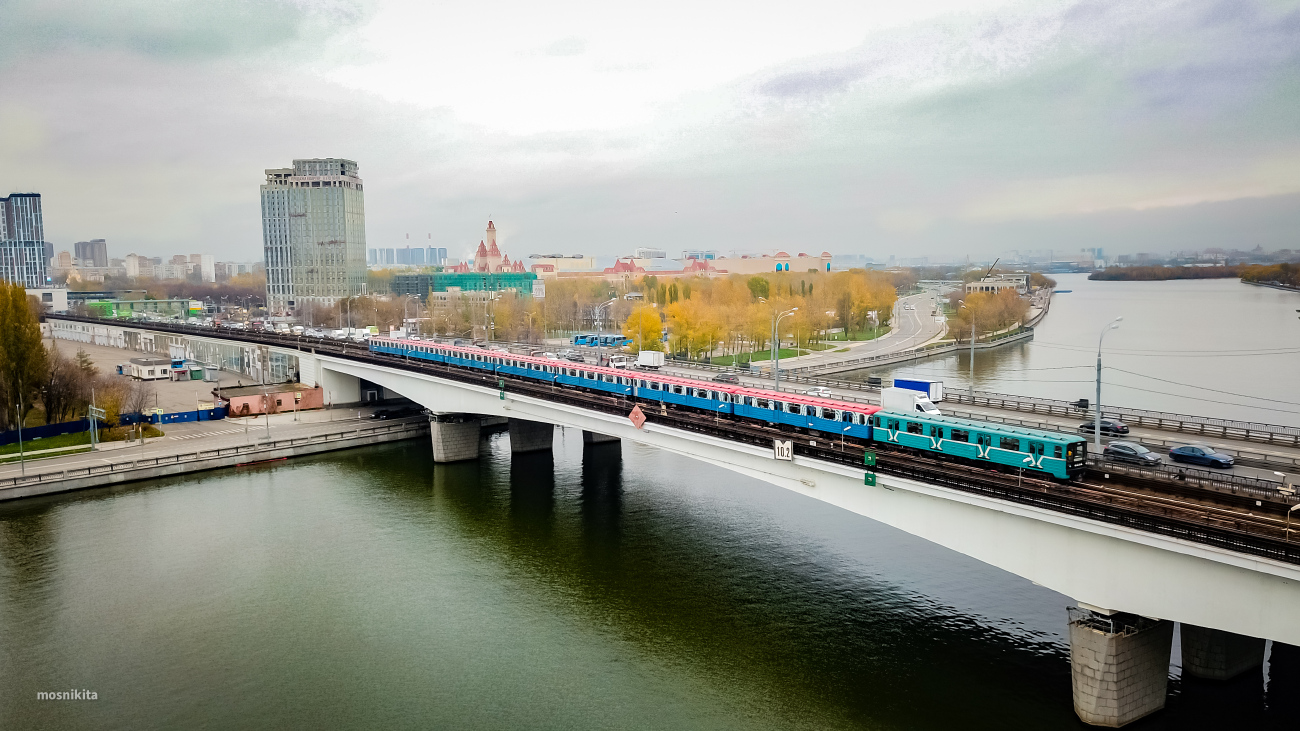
[[1, 429, 1292, 729], [846, 273, 1300, 427]]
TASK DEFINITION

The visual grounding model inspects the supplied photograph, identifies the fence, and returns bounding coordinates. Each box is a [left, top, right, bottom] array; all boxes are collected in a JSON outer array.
[[0, 419, 428, 491], [0, 419, 92, 447]]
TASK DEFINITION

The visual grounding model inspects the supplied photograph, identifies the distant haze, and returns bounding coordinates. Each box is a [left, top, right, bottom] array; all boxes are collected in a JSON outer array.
[[1, 0, 1297, 261]]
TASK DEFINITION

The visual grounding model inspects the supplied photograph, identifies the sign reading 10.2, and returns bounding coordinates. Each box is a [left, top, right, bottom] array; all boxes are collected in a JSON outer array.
[[773, 439, 793, 461]]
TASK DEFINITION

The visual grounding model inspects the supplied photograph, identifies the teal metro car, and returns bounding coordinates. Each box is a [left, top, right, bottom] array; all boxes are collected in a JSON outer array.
[[870, 411, 1088, 480]]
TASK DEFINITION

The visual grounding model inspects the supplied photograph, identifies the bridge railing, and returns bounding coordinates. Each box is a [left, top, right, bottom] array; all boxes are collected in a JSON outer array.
[[1090, 456, 1296, 504], [47, 314, 1300, 447], [0, 418, 427, 491]]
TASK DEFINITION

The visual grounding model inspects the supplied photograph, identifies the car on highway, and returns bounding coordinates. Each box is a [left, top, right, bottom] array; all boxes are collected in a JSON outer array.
[[1169, 444, 1235, 468], [1102, 441, 1161, 466], [711, 372, 741, 384], [1078, 419, 1130, 436], [370, 406, 419, 420], [565, 352, 586, 363], [803, 386, 833, 398]]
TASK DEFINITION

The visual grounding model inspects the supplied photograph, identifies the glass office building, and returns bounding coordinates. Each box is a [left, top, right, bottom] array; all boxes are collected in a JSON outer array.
[[261, 158, 367, 313], [0, 193, 48, 288]]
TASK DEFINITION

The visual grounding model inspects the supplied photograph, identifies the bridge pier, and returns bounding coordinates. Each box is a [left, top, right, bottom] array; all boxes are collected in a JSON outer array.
[[428, 414, 481, 463], [508, 418, 554, 454], [582, 430, 620, 445], [1180, 624, 1265, 681], [1068, 607, 1173, 727]]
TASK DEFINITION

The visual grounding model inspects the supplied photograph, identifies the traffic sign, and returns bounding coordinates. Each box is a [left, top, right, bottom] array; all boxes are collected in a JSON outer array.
[[773, 439, 793, 461], [864, 473, 876, 487], [864, 451, 876, 467], [628, 405, 646, 429]]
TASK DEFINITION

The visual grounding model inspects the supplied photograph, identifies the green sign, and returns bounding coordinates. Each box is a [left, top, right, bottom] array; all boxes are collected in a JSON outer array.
[[864, 473, 876, 487], [864, 451, 876, 467], [498, 379, 505, 400]]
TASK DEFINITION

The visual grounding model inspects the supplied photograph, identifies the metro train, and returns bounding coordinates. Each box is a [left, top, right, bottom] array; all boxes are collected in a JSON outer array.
[[369, 337, 1088, 480]]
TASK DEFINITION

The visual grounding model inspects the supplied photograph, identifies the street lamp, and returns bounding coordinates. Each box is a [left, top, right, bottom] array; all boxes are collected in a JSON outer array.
[[1095, 316, 1123, 453], [773, 308, 798, 393], [960, 301, 976, 404]]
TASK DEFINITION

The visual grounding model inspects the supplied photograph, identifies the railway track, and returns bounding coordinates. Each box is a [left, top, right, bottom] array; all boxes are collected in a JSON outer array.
[[49, 316, 1300, 566]]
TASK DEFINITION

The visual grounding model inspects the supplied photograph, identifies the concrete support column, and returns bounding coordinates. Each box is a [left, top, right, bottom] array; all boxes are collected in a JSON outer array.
[[428, 414, 481, 463], [1068, 607, 1173, 727], [508, 418, 554, 454], [582, 430, 620, 445], [1180, 624, 1265, 681]]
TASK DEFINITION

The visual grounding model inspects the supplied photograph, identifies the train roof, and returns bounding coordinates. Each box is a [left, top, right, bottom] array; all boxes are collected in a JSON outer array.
[[372, 337, 881, 415], [876, 410, 1083, 443]]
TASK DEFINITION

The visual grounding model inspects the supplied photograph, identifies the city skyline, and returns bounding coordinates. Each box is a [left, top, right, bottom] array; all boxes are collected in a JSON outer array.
[[1, 0, 1296, 262]]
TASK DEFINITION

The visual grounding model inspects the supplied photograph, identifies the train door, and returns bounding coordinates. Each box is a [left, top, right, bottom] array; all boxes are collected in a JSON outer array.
[[1029, 441, 1045, 464]]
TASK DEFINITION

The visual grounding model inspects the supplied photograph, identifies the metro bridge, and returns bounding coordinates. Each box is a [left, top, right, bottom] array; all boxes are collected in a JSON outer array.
[[46, 315, 1300, 727]]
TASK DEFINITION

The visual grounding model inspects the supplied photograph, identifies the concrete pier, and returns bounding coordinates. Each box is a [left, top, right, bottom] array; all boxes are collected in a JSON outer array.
[[582, 430, 620, 445], [1068, 607, 1173, 727], [428, 414, 482, 463], [508, 418, 554, 454], [1180, 625, 1265, 681]]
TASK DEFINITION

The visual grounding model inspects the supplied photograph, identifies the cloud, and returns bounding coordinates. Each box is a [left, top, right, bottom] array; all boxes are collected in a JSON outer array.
[[0, 0, 372, 66], [541, 36, 588, 57]]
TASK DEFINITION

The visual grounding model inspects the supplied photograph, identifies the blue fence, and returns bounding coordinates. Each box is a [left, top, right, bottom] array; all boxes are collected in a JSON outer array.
[[0, 419, 92, 447], [2, 407, 227, 446]]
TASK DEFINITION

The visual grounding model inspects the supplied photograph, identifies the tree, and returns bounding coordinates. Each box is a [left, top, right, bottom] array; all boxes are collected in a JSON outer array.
[[0, 284, 48, 430], [622, 306, 663, 353], [746, 276, 770, 300]]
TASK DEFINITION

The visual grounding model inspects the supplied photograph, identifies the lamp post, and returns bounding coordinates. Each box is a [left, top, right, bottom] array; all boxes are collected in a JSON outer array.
[[594, 298, 616, 366], [773, 308, 798, 393], [960, 302, 976, 404], [1095, 316, 1123, 453]]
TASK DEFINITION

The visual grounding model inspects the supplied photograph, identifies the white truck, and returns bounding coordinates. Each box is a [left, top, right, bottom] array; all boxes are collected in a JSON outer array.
[[881, 386, 942, 416], [608, 355, 631, 369], [635, 351, 665, 369]]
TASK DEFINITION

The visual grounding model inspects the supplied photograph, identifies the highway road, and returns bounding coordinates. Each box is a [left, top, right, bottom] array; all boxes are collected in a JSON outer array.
[[0, 407, 405, 481]]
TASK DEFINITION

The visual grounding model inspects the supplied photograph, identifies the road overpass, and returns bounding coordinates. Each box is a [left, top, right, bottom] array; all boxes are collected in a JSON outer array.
[[45, 315, 1300, 727]]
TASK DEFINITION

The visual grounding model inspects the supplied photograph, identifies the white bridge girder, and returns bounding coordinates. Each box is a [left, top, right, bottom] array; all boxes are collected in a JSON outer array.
[[299, 351, 1300, 646]]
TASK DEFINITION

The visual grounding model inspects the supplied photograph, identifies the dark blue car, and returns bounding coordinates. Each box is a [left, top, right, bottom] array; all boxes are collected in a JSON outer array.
[[1169, 444, 1234, 468]]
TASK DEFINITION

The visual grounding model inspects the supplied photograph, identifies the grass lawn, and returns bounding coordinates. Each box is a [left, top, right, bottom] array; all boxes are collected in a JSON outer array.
[[0, 447, 93, 465], [710, 348, 807, 366], [0, 424, 166, 456], [825, 326, 892, 342]]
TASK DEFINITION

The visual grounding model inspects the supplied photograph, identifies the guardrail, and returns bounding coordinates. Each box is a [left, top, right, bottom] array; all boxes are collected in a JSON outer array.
[[0, 418, 427, 491], [47, 313, 1300, 448], [787, 327, 1034, 375], [945, 391, 1300, 448], [1090, 456, 1295, 504]]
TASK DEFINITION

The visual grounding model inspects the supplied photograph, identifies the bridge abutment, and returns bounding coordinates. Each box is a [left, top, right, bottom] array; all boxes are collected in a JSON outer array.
[[1068, 607, 1173, 727], [508, 418, 554, 453], [582, 430, 620, 445], [1180, 624, 1265, 681], [428, 414, 482, 463]]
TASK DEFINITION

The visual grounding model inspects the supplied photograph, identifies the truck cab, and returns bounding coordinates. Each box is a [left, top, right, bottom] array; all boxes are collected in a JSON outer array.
[[881, 386, 942, 415]]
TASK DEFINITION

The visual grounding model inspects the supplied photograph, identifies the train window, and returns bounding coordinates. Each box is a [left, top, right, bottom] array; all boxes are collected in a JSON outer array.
[[754, 398, 768, 409], [785, 402, 800, 414], [1030, 442, 1045, 457], [874, 417, 881, 427], [718, 393, 730, 403], [977, 434, 991, 447], [584, 371, 595, 379], [929, 425, 943, 438], [950, 429, 969, 442], [1054, 445, 1062, 458], [824, 409, 839, 421], [905, 421, 922, 434], [1000, 437, 1020, 451]]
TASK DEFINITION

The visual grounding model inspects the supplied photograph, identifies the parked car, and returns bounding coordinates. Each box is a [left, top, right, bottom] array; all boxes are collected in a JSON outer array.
[[1102, 441, 1161, 466], [803, 386, 833, 398], [1078, 419, 1130, 436], [712, 372, 741, 384], [565, 352, 586, 363], [1169, 444, 1235, 468]]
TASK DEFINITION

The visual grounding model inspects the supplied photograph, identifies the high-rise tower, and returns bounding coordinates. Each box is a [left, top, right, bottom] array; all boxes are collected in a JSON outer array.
[[0, 193, 47, 288], [261, 158, 367, 313]]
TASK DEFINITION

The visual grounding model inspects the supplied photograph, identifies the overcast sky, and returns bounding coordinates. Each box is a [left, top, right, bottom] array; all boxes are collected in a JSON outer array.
[[1, 0, 1297, 263]]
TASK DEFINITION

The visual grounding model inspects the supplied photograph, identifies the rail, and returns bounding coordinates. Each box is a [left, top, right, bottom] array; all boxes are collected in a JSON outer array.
[[48, 313, 1300, 448], [0, 419, 427, 490], [44, 314, 1300, 564]]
